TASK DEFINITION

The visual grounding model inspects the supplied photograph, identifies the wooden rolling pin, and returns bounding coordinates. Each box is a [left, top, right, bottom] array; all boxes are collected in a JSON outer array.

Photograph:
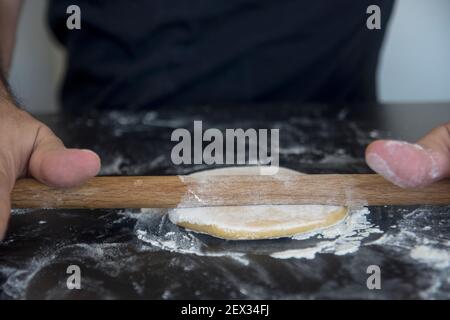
[[10, 174, 450, 209]]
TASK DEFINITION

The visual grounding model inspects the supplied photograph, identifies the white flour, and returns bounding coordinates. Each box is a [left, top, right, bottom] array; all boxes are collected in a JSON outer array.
[[367, 207, 450, 299], [100, 155, 126, 175], [270, 207, 382, 259], [410, 246, 450, 269], [130, 209, 250, 265], [368, 208, 450, 268], [136, 229, 250, 265], [132, 206, 382, 263]]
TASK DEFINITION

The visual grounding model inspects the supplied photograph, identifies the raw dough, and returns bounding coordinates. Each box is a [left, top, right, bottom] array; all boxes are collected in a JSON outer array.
[[168, 167, 348, 240]]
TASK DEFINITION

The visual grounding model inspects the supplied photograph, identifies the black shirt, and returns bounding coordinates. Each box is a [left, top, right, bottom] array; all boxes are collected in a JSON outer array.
[[48, 0, 394, 112]]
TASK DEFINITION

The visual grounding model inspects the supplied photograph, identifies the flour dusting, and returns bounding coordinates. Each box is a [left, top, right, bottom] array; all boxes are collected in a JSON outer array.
[[130, 206, 381, 263], [367, 207, 450, 299], [125, 209, 250, 265], [271, 207, 382, 259], [410, 246, 450, 269]]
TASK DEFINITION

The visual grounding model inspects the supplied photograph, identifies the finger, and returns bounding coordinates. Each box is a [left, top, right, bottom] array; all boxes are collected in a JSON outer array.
[[28, 126, 101, 188], [0, 171, 13, 240], [365, 126, 450, 188], [0, 191, 11, 241]]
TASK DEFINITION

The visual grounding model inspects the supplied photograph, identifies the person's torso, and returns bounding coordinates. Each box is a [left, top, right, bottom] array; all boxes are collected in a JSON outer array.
[[48, 0, 394, 112]]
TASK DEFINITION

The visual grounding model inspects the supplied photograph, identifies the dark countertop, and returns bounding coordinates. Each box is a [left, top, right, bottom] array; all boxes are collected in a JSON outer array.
[[1, 103, 449, 299]]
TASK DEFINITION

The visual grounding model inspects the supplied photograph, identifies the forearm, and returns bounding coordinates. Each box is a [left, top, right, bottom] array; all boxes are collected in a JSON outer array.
[[0, 0, 23, 74]]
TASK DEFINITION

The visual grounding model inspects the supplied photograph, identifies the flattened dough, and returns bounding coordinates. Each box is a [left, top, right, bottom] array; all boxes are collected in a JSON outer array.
[[168, 167, 348, 240]]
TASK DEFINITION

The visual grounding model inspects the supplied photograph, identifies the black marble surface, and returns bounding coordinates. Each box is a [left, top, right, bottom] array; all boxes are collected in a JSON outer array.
[[1, 103, 449, 299]]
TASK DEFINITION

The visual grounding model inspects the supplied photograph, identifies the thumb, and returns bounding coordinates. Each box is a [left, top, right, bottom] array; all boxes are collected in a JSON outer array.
[[0, 177, 12, 240], [0, 124, 101, 240], [29, 125, 101, 188], [365, 123, 450, 188]]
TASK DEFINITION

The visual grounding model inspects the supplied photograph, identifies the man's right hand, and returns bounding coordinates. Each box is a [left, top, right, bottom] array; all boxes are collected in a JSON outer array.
[[0, 102, 101, 240]]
